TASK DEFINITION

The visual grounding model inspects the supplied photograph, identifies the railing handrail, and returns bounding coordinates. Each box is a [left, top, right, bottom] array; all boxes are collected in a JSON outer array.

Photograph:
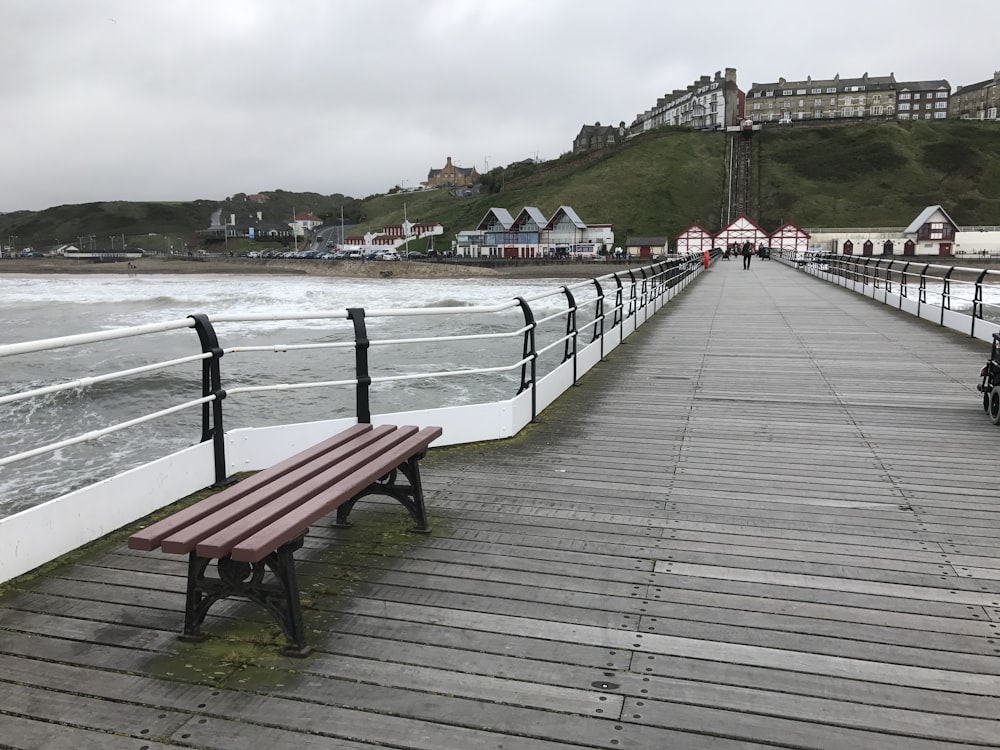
[[1, 259, 698, 484], [776, 250, 1000, 342]]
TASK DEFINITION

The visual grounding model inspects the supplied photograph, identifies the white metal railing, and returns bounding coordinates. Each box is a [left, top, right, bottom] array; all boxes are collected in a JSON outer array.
[[0, 257, 703, 583], [775, 250, 1000, 343]]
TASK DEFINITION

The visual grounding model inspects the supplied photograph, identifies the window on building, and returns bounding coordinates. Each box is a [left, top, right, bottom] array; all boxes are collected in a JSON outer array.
[[899, 103, 910, 111], [753, 102, 760, 111], [830, 97, 836, 105], [842, 107, 853, 117], [798, 99, 804, 107], [796, 89, 806, 95], [782, 89, 792, 95], [811, 88, 821, 94], [826, 87, 837, 93], [935, 91, 948, 98], [765, 91, 773, 97], [934, 112, 947, 119], [871, 105, 883, 115], [935, 101, 947, 109], [914, 93, 922, 99], [813, 98, 822, 107], [873, 95, 881, 103], [925, 113, 932, 119], [899, 93, 911, 100], [988, 107, 998, 119]]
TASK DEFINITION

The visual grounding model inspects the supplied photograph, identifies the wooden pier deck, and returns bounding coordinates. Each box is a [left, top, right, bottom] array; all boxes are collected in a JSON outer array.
[[2, 258, 999, 749]]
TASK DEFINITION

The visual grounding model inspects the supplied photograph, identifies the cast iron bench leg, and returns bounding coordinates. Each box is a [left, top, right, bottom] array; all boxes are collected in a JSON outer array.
[[180, 537, 312, 657], [335, 453, 432, 533]]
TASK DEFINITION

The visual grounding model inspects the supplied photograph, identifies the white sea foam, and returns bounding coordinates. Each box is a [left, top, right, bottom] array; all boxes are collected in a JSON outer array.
[[0, 273, 588, 514]]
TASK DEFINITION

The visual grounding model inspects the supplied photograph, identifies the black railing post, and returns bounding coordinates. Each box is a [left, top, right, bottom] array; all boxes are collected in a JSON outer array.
[[940, 267, 955, 325], [972, 269, 988, 339], [612, 275, 624, 334], [626, 270, 638, 319], [638, 267, 649, 322], [515, 297, 538, 422], [591, 278, 606, 361], [917, 264, 930, 317], [188, 313, 228, 486], [346, 308, 371, 423], [561, 286, 579, 384]]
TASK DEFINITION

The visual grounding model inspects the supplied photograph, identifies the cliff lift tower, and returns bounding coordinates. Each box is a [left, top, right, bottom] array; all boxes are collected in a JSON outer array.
[[724, 119, 761, 225]]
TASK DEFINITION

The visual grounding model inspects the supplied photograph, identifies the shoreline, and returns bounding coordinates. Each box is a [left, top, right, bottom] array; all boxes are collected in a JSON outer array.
[[0, 256, 644, 280]]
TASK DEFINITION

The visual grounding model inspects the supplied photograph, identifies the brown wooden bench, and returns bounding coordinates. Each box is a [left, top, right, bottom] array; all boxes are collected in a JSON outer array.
[[128, 422, 442, 656]]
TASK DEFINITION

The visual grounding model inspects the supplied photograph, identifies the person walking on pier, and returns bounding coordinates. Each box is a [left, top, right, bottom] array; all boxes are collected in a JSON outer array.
[[741, 241, 753, 270]]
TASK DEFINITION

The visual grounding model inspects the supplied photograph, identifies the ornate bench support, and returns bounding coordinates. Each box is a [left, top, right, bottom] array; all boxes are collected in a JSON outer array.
[[181, 536, 312, 657], [335, 452, 432, 533]]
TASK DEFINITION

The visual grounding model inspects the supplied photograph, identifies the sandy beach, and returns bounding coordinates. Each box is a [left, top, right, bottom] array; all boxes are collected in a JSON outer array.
[[0, 255, 645, 280]]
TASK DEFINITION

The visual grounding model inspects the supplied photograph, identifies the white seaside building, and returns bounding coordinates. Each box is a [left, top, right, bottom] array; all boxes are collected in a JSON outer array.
[[806, 206, 1000, 259], [457, 206, 614, 259]]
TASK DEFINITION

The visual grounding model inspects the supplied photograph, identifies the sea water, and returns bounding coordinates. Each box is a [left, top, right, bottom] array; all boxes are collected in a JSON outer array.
[[0, 272, 588, 515]]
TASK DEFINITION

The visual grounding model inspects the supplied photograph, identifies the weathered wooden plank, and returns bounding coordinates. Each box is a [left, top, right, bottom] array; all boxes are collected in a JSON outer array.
[[3, 261, 1000, 749], [0, 713, 178, 750]]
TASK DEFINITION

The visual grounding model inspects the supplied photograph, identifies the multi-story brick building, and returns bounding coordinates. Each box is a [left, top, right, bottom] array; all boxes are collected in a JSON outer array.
[[747, 73, 951, 123], [630, 69, 741, 134], [424, 157, 479, 188], [572, 122, 628, 153], [950, 71, 1000, 120], [746, 73, 900, 123], [895, 80, 951, 121]]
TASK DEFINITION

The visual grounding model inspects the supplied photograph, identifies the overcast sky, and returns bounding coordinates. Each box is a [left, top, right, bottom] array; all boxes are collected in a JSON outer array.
[[1, 0, 995, 213]]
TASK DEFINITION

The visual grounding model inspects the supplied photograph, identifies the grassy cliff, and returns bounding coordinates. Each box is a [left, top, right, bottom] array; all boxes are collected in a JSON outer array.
[[3, 120, 999, 250]]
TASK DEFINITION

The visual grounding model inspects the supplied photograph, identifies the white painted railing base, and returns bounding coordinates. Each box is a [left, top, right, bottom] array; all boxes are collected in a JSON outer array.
[[796, 262, 1000, 343]]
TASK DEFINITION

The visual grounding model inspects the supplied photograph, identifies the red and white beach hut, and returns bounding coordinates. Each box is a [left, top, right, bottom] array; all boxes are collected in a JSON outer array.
[[769, 222, 810, 256], [675, 222, 715, 256], [715, 214, 769, 252]]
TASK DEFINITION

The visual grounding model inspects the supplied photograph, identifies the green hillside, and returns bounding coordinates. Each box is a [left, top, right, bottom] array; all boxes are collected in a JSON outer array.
[[3, 120, 1000, 251]]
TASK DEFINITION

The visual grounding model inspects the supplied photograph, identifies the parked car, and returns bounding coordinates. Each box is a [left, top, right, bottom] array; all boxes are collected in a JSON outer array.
[[377, 251, 401, 261], [346, 251, 363, 259]]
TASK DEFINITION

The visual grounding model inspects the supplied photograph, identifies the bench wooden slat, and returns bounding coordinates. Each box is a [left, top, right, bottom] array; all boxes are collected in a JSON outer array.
[[157, 425, 419, 555], [229, 426, 442, 562], [190, 426, 423, 558], [128, 423, 384, 552]]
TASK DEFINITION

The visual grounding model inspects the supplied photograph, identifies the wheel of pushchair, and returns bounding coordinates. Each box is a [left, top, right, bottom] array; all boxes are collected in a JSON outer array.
[[990, 387, 1000, 425]]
